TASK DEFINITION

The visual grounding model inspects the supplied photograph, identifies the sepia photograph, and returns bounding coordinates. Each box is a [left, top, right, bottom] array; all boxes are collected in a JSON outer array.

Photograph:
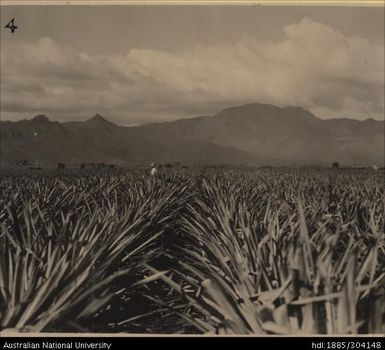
[[0, 0, 384, 338]]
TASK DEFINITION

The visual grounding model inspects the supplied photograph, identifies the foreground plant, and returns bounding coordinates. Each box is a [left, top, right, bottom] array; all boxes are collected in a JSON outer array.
[[0, 173, 188, 332], [144, 171, 385, 334]]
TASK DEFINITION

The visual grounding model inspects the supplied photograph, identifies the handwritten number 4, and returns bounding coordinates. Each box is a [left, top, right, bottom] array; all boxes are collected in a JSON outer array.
[[5, 18, 17, 33]]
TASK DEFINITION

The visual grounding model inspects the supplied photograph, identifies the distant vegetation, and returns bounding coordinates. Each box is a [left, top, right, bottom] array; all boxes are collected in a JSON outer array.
[[332, 162, 340, 168]]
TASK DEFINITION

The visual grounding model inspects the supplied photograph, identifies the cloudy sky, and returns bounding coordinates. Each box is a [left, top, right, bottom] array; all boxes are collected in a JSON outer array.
[[1, 5, 384, 125]]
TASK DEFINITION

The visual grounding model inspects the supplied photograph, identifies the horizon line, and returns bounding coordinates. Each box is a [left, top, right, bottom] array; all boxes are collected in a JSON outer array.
[[1, 101, 384, 126]]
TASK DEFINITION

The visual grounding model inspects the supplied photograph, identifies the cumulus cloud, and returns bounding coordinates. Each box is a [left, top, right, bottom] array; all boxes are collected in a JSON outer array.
[[1, 17, 383, 124]]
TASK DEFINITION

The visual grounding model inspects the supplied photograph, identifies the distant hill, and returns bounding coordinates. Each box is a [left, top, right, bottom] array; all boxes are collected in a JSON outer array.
[[0, 113, 257, 168], [1, 103, 383, 168], [136, 103, 384, 166]]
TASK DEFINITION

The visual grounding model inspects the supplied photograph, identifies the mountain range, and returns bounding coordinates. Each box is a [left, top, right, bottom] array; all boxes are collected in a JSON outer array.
[[1, 103, 384, 168]]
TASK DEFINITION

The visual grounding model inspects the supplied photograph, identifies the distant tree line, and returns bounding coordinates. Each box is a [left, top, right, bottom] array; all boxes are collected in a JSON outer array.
[[57, 163, 116, 169], [78, 163, 115, 170], [155, 162, 189, 169]]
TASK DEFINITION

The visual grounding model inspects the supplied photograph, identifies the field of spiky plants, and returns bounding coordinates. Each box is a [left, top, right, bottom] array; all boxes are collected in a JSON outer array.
[[1, 168, 384, 335]]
